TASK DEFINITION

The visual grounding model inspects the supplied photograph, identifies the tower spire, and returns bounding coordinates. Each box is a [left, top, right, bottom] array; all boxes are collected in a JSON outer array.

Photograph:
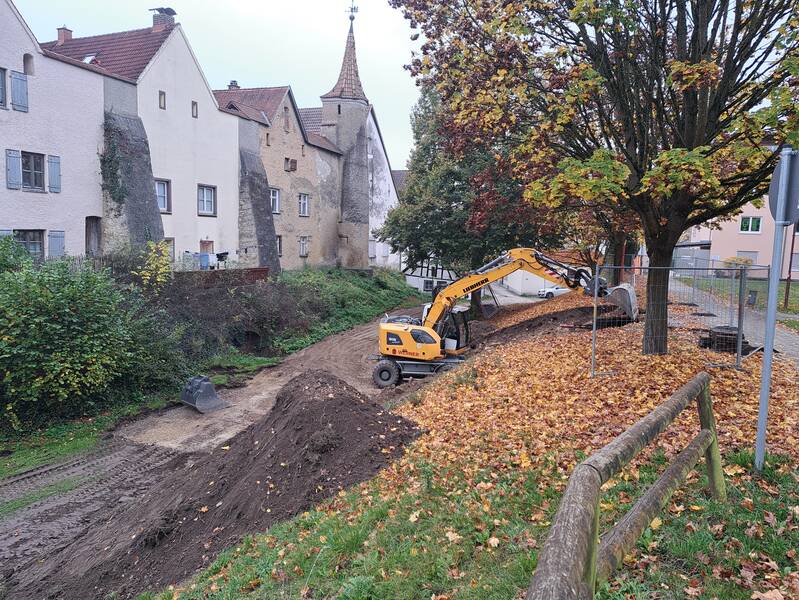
[[322, 5, 368, 102]]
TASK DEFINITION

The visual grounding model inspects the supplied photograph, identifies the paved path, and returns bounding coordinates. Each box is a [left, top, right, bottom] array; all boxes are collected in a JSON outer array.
[[671, 279, 799, 367], [490, 284, 542, 305]]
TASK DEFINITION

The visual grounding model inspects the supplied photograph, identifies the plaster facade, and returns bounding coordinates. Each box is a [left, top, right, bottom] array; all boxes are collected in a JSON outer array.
[[0, 0, 105, 257]]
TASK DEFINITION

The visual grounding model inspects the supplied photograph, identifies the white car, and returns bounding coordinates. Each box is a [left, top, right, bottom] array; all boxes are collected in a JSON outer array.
[[538, 285, 570, 299]]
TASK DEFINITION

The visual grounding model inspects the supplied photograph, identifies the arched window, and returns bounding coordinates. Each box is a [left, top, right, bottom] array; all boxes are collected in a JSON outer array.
[[23, 53, 34, 76]]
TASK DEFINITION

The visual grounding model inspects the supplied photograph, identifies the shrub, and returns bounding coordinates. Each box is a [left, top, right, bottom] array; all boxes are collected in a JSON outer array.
[[0, 236, 32, 273], [0, 262, 186, 431]]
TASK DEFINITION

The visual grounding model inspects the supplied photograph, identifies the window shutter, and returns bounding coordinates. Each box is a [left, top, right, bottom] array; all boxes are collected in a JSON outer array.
[[10, 71, 28, 112], [5, 149, 22, 189], [48, 155, 61, 193], [48, 230, 65, 257]]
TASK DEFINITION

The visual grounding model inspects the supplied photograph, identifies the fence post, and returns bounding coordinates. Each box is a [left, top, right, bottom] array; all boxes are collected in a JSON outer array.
[[697, 383, 726, 500], [590, 264, 599, 378], [736, 266, 747, 369]]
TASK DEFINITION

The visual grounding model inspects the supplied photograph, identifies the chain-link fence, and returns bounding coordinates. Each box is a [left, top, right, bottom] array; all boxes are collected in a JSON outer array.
[[590, 262, 771, 376]]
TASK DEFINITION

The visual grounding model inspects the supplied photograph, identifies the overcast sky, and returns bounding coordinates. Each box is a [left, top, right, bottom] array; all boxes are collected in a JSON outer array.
[[15, 0, 420, 169]]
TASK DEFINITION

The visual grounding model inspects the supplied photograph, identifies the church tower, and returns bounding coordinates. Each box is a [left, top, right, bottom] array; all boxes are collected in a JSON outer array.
[[322, 5, 372, 267]]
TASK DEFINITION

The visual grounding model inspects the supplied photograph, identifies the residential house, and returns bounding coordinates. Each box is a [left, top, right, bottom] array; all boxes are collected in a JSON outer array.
[[1, 0, 107, 258]]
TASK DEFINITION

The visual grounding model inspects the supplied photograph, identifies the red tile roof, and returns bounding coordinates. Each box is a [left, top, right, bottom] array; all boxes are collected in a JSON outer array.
[[41, 26, 174, 82], [322, 23, 367, 102], [392, 170, 409, 194], [298, 107, 323, 134], [213, 87, 289, 123], [218, 101, 270, 126], [307, 132, 340, 154]]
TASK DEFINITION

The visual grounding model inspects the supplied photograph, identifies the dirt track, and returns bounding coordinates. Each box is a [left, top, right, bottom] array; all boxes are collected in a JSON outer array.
[[0, 301, 593, 598]]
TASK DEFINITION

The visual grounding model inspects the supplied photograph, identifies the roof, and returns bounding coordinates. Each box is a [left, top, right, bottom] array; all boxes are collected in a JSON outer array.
[[213, 87, 289, 123], [307, 132, 340, 154], [218, 101, 270, 126], [41, 26, 174, 81], [322, 22, 367, 102], [298, 107, 323, 134], [392, 170, 409, 194]]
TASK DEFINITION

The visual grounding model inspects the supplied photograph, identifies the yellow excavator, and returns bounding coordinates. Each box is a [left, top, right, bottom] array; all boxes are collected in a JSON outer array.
[[372, 248, 638, 388]]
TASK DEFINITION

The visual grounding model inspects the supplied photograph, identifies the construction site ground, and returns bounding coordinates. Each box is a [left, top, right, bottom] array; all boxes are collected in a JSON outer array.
[[0, 298, 591, 599]]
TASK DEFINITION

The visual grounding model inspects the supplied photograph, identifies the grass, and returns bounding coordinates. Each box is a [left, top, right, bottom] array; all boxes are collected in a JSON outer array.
[[0, 476, 83, 519], [780, 319, 799, 332], [0, 395, 168, 480], [683, 275, 799, 314], [140, 447, 798, 600], [202, 349, 282, 388]]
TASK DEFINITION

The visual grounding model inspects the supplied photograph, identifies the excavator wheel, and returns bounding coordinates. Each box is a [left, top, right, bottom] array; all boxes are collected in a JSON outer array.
[[373, 359, 401, 388]]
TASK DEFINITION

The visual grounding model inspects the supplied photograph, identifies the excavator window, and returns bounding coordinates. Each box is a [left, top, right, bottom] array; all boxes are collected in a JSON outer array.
[[410, 329, 436, 344], [386, 333, 403, 345]]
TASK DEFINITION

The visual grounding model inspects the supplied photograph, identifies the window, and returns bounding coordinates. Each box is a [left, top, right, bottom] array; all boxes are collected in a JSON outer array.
[[423, 279, 434, 292], [298, 193, 310, 217], [284, 157, 297, 172], [164, 238, 175, 261], [270, 188, 281, 213], [159, 90, 166, 110], [191, 101, 198, 118], [431, 265, 438, 278], [197, 185, 216, 216], [411, 329, 436, 344], [283, 106, 290, 131], [368, 239, 376, 259], [13, 230, 44, 261], [10, 71, 27, 112], [0, 68, 6, 108], [386, 332, 402, 346], [792, 254, 799, 272], [21, 151, 44, 191], [740, 216, 762, 233], [299, 236, 309, 257], [266, 132, 270, 146], [155, 179, 171, 213], [301, 144, 306, 157], [200, 240, 214, 253], [276, 235, 282, 256], [337, 104, 341, 115], [22, 53, 34, 76]]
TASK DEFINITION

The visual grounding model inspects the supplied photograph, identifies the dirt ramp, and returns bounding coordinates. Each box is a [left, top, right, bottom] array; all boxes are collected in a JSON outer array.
[[13, 371, 419, 600]]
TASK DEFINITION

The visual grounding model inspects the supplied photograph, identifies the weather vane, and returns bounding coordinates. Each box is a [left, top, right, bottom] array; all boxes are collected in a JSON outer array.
[[347, 0, 358, 21]]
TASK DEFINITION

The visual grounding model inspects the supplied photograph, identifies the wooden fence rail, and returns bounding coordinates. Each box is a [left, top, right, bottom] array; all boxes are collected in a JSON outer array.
[[526, 372, 725, 600]]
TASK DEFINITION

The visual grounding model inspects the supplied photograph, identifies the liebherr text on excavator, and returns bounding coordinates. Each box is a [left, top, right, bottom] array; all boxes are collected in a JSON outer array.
[[372, 248, 638, 388]]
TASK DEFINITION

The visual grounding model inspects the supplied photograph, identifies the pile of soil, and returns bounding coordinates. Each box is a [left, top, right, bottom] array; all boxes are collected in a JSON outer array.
[[14, 371, 419, 600]]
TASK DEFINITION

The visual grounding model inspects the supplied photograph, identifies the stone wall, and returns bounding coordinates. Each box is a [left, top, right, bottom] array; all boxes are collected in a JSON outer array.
[[101, 111, 164, 252]]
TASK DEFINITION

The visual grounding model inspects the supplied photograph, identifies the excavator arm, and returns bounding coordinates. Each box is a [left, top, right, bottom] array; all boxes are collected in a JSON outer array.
[[423, 248, 605, 333]]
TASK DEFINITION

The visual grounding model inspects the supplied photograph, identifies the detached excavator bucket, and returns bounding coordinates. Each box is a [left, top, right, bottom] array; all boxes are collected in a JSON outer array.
[[181, 376, 227, 414], [605, 283, 639, 321]]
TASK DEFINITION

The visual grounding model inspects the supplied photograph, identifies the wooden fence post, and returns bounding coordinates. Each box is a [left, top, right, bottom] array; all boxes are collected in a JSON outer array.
[[697, 383, 726, 501]]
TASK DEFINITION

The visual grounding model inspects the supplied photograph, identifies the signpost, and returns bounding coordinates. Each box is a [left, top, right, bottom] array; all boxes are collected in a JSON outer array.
[[756, 148, 799, 472]]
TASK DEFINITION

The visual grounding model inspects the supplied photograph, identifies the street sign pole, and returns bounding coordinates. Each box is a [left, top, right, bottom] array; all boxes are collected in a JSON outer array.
[[755, 149, 796, 472]]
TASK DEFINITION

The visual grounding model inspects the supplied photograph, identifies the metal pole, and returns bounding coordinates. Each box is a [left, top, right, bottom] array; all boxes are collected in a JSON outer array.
[[785, 223, 797, 310], [590, 264, 600, 378], [728, 267, 736, 326], [736, 266, 746, 369], [755, 149, 793, 472]]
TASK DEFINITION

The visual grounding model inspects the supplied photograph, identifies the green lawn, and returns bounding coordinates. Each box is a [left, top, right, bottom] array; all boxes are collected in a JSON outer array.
[[0, 476, 84, 519], [680, 276, 799, 314], [138, 449, 797, 600], [780, 319, 799, 332]]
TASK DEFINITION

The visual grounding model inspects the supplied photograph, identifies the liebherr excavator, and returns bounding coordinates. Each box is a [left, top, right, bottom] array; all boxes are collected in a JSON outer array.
[[372, 248, 638, 388]]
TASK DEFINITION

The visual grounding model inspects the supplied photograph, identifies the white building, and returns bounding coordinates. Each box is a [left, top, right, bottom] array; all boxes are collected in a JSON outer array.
[[41, 10, 241, 260], [1, 0, 106, 258]]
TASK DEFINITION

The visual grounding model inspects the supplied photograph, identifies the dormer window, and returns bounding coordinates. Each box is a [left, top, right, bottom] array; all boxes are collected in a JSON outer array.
[[158, 90, 166, 110], [82, 54, 97, 64]]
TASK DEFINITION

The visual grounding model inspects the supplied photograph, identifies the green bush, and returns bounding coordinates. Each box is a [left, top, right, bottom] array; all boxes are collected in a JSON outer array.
[[0, 236, 32, 273], [0, 262, 186, 431]]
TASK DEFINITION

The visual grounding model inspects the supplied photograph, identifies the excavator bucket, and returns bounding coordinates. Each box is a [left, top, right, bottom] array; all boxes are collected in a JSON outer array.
[[605, 283, 639, 321], [181, 376, 227, 414]]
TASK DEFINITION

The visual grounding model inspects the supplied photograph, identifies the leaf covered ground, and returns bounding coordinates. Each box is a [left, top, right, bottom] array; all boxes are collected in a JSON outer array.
[[149, 293, 799, 600]]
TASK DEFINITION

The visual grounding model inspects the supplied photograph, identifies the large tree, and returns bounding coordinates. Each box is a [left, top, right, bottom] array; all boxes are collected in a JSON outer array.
[[390, 0, 799, 353]]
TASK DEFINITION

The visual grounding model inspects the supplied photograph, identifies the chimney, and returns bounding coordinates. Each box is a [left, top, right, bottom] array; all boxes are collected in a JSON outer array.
[[56, 26, 72, 45], [228, 80, 240, 90], [151, 8, 176, 32]]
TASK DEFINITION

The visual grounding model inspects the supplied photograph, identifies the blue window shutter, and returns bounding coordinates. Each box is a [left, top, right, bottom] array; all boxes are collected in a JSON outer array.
[[5, 149, 21, 189], [10, 71, 28, 112], [48, 155, 61, 192], [48, 230, 65, 257]]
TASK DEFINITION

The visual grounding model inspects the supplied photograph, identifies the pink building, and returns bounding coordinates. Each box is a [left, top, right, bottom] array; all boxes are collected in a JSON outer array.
[[689, 201, 799, 277]]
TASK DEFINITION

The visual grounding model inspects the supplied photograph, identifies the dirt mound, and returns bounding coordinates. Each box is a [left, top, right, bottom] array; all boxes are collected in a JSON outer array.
[[12, 371, 419, 600]]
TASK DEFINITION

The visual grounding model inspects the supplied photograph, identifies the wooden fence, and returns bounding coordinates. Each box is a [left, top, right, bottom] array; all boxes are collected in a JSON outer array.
[[526, 372, 725, 599]]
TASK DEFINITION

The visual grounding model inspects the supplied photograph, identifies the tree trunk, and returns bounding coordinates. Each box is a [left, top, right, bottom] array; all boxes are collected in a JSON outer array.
[[643, 244, 675, 354], [607, 231, 627, 286]]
